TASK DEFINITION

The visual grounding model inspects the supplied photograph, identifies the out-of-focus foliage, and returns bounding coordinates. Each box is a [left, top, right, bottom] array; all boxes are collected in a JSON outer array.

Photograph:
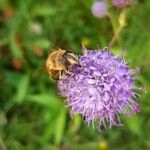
[[0, 0, 150, 150]]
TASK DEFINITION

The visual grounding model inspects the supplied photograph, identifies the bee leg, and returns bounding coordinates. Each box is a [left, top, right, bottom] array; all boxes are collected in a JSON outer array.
[[64, 69, 71, 75], [59, 70, 62, 79]]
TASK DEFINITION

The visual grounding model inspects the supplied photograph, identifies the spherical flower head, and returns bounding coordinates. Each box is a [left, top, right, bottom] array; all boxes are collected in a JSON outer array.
[[91, 0, 107, 18], [58, 48, 141, 130], [111, 0, 133, 9]]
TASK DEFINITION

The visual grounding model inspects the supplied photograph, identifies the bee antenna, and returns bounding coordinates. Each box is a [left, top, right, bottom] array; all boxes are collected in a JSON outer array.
[[81, 42, 88, 54], [67, 50, 72, 53]]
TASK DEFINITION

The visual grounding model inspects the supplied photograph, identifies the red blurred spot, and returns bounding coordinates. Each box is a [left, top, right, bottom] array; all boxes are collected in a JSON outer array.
[[15, 34, 23, 47], [3, 7, 14, 19], [12, 59, 22, 70]]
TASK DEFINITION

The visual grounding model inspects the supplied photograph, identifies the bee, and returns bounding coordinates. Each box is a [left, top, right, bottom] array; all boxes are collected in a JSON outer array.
[[46, 48, 78, 80]]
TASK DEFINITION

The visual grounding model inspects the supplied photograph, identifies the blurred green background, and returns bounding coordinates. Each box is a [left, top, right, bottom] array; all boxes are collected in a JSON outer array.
[[0, 0, 150, 150]]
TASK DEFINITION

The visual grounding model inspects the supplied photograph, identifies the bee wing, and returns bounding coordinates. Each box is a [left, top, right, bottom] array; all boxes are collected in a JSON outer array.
[[50, 70, 60, 80], [32, 64, 47, 78], [47, 48, 62, 55]]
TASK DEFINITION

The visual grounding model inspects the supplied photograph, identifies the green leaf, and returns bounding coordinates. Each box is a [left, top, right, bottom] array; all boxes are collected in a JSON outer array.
[[42, 112, 58, 142], [28, 38, 50, 49], [54, 107, 66, 146], [123, 116, 141, 135], [67, 142, 99, 150], [31, 5, 56, 17], [68, 115, 81, 135], [9, 31, 23, 59], [15, 74, 30, 103], [25, 94, 62, 109]]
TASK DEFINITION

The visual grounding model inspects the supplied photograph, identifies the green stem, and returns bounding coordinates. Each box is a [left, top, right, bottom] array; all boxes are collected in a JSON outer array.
[[107, 12, 122, 48], [0, 137, 7, 150]]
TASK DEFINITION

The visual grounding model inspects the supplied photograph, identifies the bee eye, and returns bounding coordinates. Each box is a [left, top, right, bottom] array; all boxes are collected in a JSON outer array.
[[67, 55, 73, 59], [68, 55, 77, 62]]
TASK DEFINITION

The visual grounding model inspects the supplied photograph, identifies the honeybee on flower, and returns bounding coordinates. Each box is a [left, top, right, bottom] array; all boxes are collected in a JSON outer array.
[[58, 46, 142, 130], [33, 48, 79, 80]]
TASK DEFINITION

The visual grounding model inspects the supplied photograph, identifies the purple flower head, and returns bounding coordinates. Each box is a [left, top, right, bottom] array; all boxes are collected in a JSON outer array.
[[111, 0, 133, 9], [58, 48, 141, 130], [91, 0, 107, 18]]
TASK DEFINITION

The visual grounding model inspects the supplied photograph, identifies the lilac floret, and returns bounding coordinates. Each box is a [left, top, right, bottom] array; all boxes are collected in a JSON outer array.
[[58, 49, 140, 130], [91, 1, 107, 18], [111, 0, 133, 8]]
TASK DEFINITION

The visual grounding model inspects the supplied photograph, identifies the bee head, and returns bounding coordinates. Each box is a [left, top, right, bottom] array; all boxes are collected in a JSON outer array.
[[63, 51, 79, 67]]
